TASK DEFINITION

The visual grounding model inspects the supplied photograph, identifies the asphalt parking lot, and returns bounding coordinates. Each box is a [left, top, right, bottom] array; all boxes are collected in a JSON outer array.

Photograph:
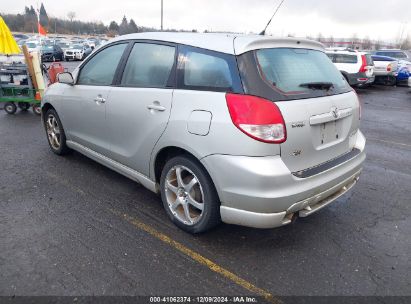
[[1, 61, 410, 302]]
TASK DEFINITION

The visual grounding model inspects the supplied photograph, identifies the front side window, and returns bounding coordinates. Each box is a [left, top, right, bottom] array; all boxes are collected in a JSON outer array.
[[77, 43, 127, 86], [121, 43, 175, 87]]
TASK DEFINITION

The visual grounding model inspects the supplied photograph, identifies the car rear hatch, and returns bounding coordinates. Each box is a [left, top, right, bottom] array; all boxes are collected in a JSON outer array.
[[276, 92, 359, 173], [235, 40, 360, 174]]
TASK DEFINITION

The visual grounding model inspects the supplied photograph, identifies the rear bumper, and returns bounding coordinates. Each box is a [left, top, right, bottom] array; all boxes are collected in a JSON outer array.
[[201, 130, 366, 229], [220, 170, 361, 229], [347, 72, 374, 86]]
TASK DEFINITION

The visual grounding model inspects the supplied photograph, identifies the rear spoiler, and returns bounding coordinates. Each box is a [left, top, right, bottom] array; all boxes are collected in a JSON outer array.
[[234, 36, 325, 55]]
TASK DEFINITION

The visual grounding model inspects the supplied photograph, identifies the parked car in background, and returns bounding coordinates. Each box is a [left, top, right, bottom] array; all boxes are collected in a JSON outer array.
[[64, 44, 93, 61], [57, 41, 72, 52], [25, 41, 41, 53], [375, 49, 411, 71], [396, 66, 411, 86], [371, 55, 399, 86], [13, 33, 30, 41], [326, 49, 374, 87], [42, 33, 365, 233], [41, 45, 64, 62], [375, 49, 409, 60]]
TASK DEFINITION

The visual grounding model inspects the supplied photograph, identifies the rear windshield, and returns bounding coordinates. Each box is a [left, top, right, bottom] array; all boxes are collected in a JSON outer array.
[[256, 48, 349, 94], [376, 51, 407, 59], [238, 48, 351, 101], [372, 55, 396, 62]]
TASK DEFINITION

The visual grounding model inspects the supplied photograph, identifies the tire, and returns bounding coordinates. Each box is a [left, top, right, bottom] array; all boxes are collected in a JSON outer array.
[[386, 76, 396, 86], [32, 104, 42, 115], [18, 102, 31, 111], [4, 102, 17, 114], [44, 108, 71, 155], [160, 155, 220, 233]]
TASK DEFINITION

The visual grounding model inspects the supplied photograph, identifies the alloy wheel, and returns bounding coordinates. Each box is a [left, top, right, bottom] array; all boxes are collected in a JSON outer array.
[[164, 165, 205, 225], [46, 114, 61, 150]]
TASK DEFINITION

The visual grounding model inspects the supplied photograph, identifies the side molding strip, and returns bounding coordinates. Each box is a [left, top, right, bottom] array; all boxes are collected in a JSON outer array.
[[66, 141, 158, 193]]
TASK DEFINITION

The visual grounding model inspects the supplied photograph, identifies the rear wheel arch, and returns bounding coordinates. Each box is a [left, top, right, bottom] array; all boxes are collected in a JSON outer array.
[[154, 146, 199, 184], [41, 102, 55, 118]]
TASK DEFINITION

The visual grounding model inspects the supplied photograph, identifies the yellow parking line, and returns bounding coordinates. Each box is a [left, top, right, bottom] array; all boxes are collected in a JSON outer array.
[[109, 209, 282, 304], [368, 138, 411, 148]]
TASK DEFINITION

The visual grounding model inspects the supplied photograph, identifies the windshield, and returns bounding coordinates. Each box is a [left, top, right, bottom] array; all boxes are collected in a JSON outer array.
[[26, 43, 37, 48], [256, 48, 348, 94], [42, 46, 53, 51]]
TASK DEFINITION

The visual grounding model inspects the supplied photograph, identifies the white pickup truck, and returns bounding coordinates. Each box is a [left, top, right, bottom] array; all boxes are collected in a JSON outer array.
[[371, 55, 399, 86]]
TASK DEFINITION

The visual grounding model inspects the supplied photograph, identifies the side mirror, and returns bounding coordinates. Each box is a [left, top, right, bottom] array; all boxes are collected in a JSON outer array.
[[57, 72, 74, 85]]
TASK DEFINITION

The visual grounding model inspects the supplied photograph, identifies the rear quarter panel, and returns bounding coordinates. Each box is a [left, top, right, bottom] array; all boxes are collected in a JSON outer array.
[[150, 90, 281, 179]]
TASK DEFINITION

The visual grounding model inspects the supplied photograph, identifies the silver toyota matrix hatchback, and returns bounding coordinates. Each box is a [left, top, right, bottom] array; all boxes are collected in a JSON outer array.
[[42, 33, 366, 233]]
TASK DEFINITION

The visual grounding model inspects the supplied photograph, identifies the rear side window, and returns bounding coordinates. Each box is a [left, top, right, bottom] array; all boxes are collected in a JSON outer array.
[[121, 43, 175, 88], [176, 46, 243, 93], [256, 48, 347, 93], [184, 52, 232, 88], [334, 54, 358, 64], [77, 43, 127, 86]]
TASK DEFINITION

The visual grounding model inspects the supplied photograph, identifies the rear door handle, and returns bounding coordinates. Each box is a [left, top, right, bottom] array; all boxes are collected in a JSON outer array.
[[147, 103, 166, 112]]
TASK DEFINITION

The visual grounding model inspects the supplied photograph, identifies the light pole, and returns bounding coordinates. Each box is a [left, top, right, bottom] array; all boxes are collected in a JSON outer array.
[[161, 0, 163, 31]]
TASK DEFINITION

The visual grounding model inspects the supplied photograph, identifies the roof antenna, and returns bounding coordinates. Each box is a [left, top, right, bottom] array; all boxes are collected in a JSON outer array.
[[259, 0, 286, 35]]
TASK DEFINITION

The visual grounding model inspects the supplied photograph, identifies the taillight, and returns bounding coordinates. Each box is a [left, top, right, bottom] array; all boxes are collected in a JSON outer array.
[[359, 54, 367, 73], [225, 93, 286, 143], [387, 63, 392, 72]]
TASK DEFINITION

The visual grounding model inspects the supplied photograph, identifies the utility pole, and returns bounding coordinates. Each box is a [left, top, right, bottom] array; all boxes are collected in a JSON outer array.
[[161, 0, 163, 31]]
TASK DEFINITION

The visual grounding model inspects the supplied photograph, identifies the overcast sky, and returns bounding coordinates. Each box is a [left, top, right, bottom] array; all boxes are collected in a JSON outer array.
[[2, 0, 410, 41]]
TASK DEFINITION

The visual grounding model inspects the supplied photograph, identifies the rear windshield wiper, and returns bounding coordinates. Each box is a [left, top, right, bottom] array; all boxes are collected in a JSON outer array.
[[299, 82, 334, 90]]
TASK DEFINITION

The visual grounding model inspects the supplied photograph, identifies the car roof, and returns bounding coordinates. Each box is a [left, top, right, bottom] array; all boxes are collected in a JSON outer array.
[[325, 49, 370, 56], [109, 32, 324, 55]]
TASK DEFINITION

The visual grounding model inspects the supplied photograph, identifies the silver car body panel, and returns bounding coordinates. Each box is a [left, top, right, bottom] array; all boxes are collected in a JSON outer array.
[[106, 87, 173, 177], [42, 33, 366, 230], [66, 140, 157, 193]]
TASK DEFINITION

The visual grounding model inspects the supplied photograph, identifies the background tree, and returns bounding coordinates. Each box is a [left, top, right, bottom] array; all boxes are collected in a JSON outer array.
[[67, 11, 76, 34], [362, 36, 372, 50], [401, 33, 411, 50], [119, 15, 129, 35], [109, 21, 119, 32], [128, 19, 138, 33], [374, 39, 381, 50], [327, 36, 335, 48], [67, 11, 76, 22]]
